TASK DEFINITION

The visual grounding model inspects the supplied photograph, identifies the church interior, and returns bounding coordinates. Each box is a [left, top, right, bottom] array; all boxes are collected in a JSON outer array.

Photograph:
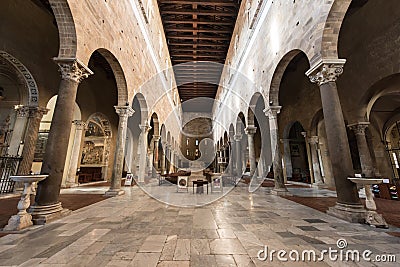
[[0, 0, 399, 266]]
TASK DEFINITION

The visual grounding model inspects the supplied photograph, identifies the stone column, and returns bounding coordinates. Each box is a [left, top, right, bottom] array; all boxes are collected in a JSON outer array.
[[306, 59, 364, 222], [307, 136, 325, 187], [264, 106, 290, 195], [17, 107, 48, 175], [281, 139, 292, 180], [348, 122, 374, 177], [138, 123, 151, 183], [301, 132, 314, 184], [106, 106, 134, 196], [348, 122, 388, 227], [234, 134, 242, 176], [161, 141, 166, 174], [31, 58, 92, 223], [245, 126, 257, 176], [65, 120, 86, 187], [8, 106, 29, 156], [153, 135, 160, 171]]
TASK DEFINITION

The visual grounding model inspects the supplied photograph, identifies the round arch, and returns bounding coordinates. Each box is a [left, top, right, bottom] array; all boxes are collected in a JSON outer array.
[[269, 50, 309, 106], [0, 51, 39, 106], [48, 0, 77, 58]]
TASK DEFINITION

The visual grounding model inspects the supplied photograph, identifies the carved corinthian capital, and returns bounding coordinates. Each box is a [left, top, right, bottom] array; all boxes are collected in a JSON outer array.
[[305, 59, 346, 86], [53, 58, 93, 83]]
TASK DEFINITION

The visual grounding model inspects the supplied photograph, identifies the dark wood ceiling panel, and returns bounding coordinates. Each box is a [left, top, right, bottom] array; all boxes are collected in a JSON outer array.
[[157, 0, 241, 104]]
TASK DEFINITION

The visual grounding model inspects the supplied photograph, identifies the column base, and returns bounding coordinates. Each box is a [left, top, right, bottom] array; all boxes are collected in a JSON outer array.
[[3, 213, 32, 231], [312, 182, 329, 189], [29, 202, 71, 225], [64, 182, 79, 188], [104, 189, 125, 197], [366, 211, 388, 229], [271, 188, 293, 196], [327, 202, 366, 223]]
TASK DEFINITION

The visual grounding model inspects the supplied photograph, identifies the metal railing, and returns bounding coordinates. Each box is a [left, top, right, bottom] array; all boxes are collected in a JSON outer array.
[[0, 156, 22, 194]]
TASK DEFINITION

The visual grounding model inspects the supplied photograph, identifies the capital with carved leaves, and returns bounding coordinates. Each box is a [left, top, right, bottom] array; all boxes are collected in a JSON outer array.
[[53, 58, 93, 83], [305, 59, 346, 86], [245, 126, 257, 135], [348, 122, 370, 136], [264, 106, 282, 119]]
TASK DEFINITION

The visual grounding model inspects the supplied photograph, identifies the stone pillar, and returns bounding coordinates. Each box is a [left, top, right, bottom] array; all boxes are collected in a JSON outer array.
[[281, 139, 292, 180], [161, 141, 166, 174], [153, 135, 160, 171], [31, 59, 92, 224], [138, 123, 151, 183], [348, 122, 388, 227], [307, 136, 325, 187], [348, 122, 374, 177], [301, 132, 314, 184], [65, 120, 86, 187], [234, 134, 242, 176], [17, 107, 48, 175], [106, 106, 134, 196], [264, 106, 290, 195], [245, 126, 257, 176], [306, 59, 364, 222], [8, 106, 29, 156]]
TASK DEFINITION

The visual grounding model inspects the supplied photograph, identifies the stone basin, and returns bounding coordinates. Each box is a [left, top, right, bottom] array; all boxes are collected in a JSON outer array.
[[348, 177, 384, 185], [9, 175, 48, 183]]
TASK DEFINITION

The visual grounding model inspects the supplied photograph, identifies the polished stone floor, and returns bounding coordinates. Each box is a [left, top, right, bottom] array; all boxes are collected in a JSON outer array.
[[0, 185, 399, 267]]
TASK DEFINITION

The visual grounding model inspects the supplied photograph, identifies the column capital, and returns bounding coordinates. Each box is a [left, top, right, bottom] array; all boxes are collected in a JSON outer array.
[[234, 134, 242, 141], [53, 58, 93, 83], [264, 106, 282, 118], [114, 106, 134, 118], [139, 122, 151, 133], [348, 122, 370, 135], [14, 105, 49, 119], [153, 135, 160, 142], [245, 126, 257, 135], [72, 120, 86, 130], [305, 58, 346, 86], [308, 136, 319, 145]]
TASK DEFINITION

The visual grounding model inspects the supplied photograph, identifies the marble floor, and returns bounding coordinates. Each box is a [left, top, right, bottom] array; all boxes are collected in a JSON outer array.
[[0, 185, 399, 267]]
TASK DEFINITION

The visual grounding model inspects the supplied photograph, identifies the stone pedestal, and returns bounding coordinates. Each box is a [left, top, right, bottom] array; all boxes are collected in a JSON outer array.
[[32, 58, 92, 221], [106, 106, 134, 196], [264, 106, 291, 196], [307, 59, 362, 222], [4, 175, 48, 231]]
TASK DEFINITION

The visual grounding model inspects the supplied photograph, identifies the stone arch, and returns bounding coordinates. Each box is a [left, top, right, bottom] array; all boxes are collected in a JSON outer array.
[[151, 113, 160, 136], [320, 0, 352, 59], [160, 124, 167, 143], [48, 0, 78, 58], [0, 51, 39, 106], [228, 124, 235, 140], [269, 50, 309, 106], [236, 112, 246, 135], [132, 93, 148, 125], [310, 109, 324, 136], [93, 48, 129, 106]]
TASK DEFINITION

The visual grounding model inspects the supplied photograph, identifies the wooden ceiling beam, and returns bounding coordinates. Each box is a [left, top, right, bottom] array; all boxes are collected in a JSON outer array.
[[158, 0, 239, 7], [167, 35, 231, 41], [163, 19, 235, 25], [161, 9, 235, 16]]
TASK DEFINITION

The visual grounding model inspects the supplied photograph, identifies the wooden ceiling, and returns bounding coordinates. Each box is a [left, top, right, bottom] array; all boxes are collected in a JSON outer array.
[[157, 0, 242, 103]]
